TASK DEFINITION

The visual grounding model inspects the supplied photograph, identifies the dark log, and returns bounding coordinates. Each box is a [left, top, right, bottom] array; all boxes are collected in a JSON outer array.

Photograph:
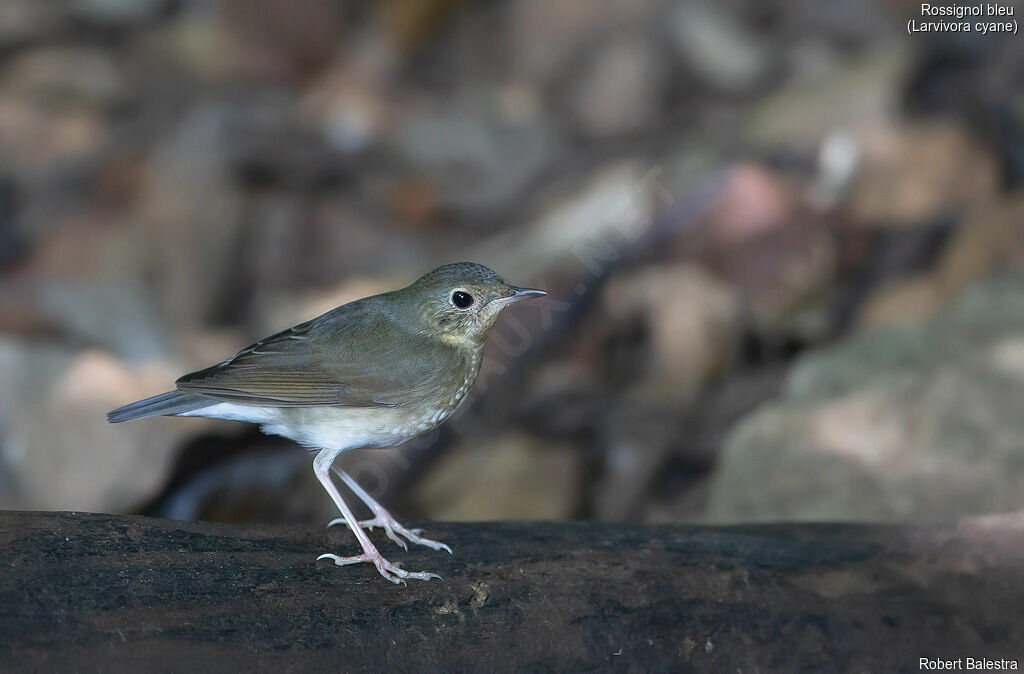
[[2, 510, 1023, 672]]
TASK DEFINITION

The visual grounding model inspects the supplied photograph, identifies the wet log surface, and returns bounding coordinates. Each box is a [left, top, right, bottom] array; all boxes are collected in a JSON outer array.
[[1, 511, 1023, 672]]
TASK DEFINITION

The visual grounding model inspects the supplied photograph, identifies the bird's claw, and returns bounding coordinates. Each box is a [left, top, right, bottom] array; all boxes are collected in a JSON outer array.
[[327, 516, 452, 554], [317, 552, 441, 584]]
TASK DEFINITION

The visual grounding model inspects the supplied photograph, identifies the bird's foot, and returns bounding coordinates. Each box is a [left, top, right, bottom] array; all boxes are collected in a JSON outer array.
[[328, 515, 453, 554], [317, 550, 441, 585]]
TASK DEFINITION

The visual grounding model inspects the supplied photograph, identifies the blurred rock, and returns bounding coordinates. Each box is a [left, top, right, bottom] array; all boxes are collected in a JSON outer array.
[[517, 360, 603, 438], [593, 401, 684, 522], [153, 12, 249, 82], [16, 212, 117, 282], [303, 37, 395, 155], [601, 264, 740, 400], [857, 275, 943, 329], [569, 35, 665, 138], [734, 228, 835, 336], [0, 96, 107, 176], [72, 0, 170, 28], [0, 1, 66, 51], [0, 175, 22, 269], [667, 2, 770, 93], [935, 194, 1024, 292], [758, 0, 899, 50], [845, 123, 1000, 226], [745, 44, 910, 147], [128, 106, 243, 329], [228, 98, 353, 189], [699, 164, 836, 335], [390, 85, 555, 217], [0, 340, 201, 512], [702, 275, 1024, 523], [1, 47, 125, 109], [375, 0, 467, 52], [0, 285, 56, 338], [807, 130, 860, 209], [508, 0, 661, 84], [987, 337, 1024, 381], [858, 194, 1024, 328], [34, 280, 169, 361], [472, 163, 659, 279], [642, 365, 788, 524], [705, 163, 795, 247], [413, 433, 581, 521], [220, 0, 346, 76]]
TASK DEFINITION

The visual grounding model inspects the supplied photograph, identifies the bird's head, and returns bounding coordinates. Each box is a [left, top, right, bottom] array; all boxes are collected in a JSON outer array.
[[399, 262, 546, 347]]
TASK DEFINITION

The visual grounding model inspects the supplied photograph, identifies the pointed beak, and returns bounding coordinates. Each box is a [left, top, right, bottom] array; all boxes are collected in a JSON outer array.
[[492, 286, 548, 307]]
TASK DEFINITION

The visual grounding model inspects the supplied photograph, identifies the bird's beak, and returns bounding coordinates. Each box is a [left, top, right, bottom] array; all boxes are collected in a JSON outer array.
[[492, 286, 548, 307]]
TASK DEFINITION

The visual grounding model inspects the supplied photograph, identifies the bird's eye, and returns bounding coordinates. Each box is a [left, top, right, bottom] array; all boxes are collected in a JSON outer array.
[[451, 290, 474, 309]]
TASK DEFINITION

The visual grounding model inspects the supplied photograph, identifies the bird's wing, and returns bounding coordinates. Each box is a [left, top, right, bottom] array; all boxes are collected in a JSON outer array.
[[176, 300, 461, 408]]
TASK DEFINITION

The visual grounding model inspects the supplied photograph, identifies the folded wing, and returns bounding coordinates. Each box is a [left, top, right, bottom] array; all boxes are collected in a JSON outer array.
[[176, 301, 459, 408]]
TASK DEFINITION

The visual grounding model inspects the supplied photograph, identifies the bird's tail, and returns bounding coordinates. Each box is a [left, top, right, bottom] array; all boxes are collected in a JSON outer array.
[[107, 391, 209, 423]]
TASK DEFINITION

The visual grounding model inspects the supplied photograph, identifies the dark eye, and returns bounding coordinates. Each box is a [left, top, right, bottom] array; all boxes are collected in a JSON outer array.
[[451, 290, 474, 308]]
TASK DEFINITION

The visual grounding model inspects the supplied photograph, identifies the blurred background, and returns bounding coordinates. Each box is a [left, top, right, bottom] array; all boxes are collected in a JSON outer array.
[[1, 0, 1023, 527]]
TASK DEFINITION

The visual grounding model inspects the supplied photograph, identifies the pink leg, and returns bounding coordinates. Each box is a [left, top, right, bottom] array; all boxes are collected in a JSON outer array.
[[312, 448, 439, 584], [328, 468, 453, 555]]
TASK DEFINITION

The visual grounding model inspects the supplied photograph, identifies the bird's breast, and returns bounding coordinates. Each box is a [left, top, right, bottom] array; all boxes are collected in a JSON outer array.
[[402, 348, 481, 435]]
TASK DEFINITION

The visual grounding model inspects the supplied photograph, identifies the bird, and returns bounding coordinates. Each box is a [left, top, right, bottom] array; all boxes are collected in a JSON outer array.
[[108, 262, 546, 584]]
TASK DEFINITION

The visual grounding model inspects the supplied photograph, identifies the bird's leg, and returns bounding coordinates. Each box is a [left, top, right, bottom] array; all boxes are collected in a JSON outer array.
[[328, 468, 453, 554], [312, 449, 440, 584]]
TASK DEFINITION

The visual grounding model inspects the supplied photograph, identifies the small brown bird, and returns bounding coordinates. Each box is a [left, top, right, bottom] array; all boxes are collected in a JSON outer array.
[[108, 262, 546, 583]]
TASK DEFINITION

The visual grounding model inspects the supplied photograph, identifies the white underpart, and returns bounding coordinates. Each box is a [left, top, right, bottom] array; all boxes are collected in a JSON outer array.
[[175, 400, 466, 453], [178, 402, 278, 425]]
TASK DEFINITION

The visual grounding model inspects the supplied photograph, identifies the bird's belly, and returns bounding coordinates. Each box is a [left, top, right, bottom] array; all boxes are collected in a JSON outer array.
[[265, 405, 450, 452], [278, 367, 479, 451]]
